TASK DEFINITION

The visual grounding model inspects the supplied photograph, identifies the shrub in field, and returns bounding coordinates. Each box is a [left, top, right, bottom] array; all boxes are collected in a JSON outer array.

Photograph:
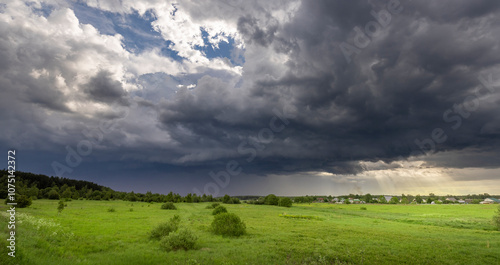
[[494, 205, 500, 231], [360, 207, 367, 210], [7, 195, 32, 208], [256, 197, 266, 205], [212, 205, 228, 215], [265, 194, 279, 205], [48, 190, 60, 200], [278, 197, 292, 207], [150, 215, 180, 240], [160, 228, 198, 251], [57, 200, 65, 213], [222, 194, 231, 204], [206, 202, 220, 209], [389, 197, 400, 204], [211, 213, 246, 237], [107, 207, 116, 212], [161, 202, 177, 210]]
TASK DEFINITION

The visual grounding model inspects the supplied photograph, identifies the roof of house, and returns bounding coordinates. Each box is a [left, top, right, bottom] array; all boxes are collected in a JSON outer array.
[[486, 198, 500, 203]]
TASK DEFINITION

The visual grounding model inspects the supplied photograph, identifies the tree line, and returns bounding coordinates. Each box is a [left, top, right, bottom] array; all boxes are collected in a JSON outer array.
[[2, 170, 495, 207], [0, 170, 240, 207]]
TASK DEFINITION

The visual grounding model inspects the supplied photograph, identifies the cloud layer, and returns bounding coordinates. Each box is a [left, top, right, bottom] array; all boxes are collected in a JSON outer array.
[[1, 0, 499, 194]]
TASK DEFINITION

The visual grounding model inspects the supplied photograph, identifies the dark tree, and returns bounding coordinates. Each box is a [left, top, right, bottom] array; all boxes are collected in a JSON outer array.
[[265, 194, 279, 205], [278, 197, 292, 207]]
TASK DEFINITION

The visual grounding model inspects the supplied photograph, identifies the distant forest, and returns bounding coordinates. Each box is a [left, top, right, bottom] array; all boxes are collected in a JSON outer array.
[[1, 170, 497, 207], [0, 170, 220, 204]]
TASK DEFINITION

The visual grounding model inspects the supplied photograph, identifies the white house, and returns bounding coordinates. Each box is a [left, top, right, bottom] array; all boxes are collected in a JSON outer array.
[[480, 198, 500, 204]]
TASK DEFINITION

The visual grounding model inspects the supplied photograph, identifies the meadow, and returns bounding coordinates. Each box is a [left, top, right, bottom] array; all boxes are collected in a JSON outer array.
[[1, 200, 499, 265]]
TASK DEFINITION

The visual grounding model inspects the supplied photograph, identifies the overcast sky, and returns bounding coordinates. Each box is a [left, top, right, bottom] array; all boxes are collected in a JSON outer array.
[[1, 0, 499, 196]]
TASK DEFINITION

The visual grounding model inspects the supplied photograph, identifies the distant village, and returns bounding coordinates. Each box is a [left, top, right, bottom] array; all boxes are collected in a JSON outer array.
[[292, 194, 500, 205]]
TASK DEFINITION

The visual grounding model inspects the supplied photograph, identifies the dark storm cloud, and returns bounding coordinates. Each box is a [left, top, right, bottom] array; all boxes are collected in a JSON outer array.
[[151, 0, 500, 175], [2, 0, 500, 188], [237, 15, 278, 47], [83, 70, 130, 106]]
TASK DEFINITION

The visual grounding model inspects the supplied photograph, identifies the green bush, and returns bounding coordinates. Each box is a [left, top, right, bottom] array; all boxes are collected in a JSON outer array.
[[265, 194, 279, 205], [150, 215, 181, 240], [212, 205, 228, 215], [211, 213, 246, 237], [107, 207, 116, 212], [205, 202, 220, 209], [57, 200, 65, 213], [222, 194, 232, 204], [47, 190, 60, 200], [278, 197, 292, 207], [255, 197, 266, 205], [360, 207, 367, 210], [6, 195, 32, 208], [161, 202, 177, 210], [160, 228, 198, 251]]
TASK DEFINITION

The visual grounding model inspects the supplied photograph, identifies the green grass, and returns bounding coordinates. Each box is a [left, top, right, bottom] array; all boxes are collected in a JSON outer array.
[[278, 213, 322, 220], [0, 200, 499, 264]]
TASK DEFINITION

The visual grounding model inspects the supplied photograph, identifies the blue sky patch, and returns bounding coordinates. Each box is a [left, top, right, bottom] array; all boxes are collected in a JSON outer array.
[[71, 2, 183, 61], [195, 28, 244, 66], [26, 1, 54, 17]]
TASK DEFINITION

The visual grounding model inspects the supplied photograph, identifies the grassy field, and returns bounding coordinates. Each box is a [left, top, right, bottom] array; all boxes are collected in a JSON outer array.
[[1, 200, 499, 264]]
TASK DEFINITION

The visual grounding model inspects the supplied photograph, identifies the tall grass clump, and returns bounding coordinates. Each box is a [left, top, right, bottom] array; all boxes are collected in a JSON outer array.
[[494, 205, 500, 231], [212, 205, 227, 215], [161, 202, 177, 210], [160, 228, 198, 251], [150, 215, 180, 240], [211, 213, 246, 237]]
